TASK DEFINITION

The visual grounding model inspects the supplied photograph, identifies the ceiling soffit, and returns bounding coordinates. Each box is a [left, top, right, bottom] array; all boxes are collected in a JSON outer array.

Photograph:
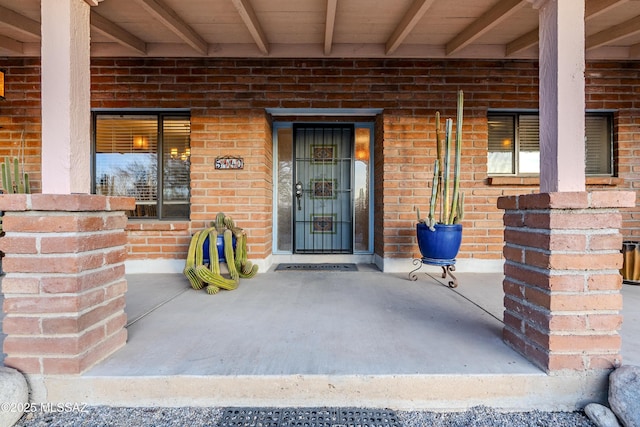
[[0, 0, 638, 60]]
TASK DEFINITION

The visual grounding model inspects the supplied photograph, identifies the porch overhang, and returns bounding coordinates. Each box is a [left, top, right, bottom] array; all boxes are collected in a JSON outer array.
[[1, 0, 640, 60], [0, 0, 637, 384]]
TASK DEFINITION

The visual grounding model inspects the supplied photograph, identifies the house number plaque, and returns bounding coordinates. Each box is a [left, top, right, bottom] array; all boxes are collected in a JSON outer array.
[[215, 156, 244, 170]]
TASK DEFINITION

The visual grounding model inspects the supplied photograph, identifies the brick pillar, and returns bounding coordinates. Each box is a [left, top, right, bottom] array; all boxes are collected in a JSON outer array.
[[1, 194, 135, 374], [498, 191, 636, 373]]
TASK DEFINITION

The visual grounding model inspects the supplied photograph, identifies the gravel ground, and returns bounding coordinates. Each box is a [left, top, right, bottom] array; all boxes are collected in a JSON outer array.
[[12, 405, 596, 427], [398, 406, 596, 427]]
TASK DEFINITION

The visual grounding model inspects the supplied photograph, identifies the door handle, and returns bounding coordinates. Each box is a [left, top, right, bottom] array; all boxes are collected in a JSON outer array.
[[295, 181, 303, 211]]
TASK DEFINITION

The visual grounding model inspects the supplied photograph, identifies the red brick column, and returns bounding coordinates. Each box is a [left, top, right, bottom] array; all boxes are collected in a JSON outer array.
[[497, 191, 636, 372], [0, 194, 135, 374]]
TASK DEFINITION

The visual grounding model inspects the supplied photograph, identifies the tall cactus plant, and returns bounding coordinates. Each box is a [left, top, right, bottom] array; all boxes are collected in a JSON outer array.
[[417, 90, 465, 230], [1, 157, 30, 194], [0, 157, 31, 234]]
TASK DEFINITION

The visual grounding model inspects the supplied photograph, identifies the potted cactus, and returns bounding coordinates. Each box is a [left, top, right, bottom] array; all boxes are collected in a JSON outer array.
[[1, 157, 30, 195], [0, 157, 31, 275], [415, 90, 465, 264]]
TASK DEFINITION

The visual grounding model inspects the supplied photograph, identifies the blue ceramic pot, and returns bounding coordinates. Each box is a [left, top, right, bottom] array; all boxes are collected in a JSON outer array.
[[202, 234, 236, 263], [416, 222, 462, 264]]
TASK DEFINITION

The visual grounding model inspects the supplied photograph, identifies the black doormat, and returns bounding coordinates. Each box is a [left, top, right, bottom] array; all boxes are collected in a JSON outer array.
[[219, 407, 400, 427], [275, 263, 358, 271]]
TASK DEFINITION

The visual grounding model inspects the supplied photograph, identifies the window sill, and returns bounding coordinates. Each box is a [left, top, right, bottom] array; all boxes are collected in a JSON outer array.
[[487, 176, 624, 186]]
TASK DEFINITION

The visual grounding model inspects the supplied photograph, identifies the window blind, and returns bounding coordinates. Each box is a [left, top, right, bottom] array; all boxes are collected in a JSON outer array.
[[585, 115, 611, 175], [517, 115, 539, 153], [95, 115, 158, 154], [487, 115, 515, 174], [488, 116, 514, 153], [162, 117, 191, 212]]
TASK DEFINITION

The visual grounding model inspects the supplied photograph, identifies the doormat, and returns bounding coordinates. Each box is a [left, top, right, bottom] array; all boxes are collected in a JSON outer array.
[[275, 263, 358, 271], [219, 407, 399, 427]]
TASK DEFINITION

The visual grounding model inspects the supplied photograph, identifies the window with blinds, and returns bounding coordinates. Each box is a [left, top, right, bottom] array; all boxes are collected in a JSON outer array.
[[487, 115, 515, 174], [93, 113, 190, 219], [585, 115, 612, 175], [488, 112, 612, 176]]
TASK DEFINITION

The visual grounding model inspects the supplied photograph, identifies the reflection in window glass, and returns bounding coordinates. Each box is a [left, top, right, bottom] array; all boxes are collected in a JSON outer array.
[[354, 127, 370, 253], [94, 113, 190, 219], [487, 115, 514, 174], [276, 128, 293, 252], [162, 117, 191, 218]]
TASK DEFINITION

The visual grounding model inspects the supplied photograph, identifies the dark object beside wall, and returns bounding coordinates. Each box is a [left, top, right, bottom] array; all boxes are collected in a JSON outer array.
[[622, 241, 640, 285]]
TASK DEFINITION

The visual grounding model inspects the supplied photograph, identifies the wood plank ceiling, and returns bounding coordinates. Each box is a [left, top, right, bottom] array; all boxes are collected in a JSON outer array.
[[0, 0, 639, 59]]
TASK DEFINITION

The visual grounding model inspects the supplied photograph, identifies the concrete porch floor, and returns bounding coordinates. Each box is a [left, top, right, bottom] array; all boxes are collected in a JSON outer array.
[[4, 265, 640, 411]]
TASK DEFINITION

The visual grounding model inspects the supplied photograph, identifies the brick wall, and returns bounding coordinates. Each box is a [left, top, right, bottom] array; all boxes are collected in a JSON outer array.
[[616, 108, 640, 239], [0, 194, 134, 374], [1, 58, 639, 263], [126, 221, 191, 261], [499, 191, 635, 372], [0, 59, 42, 194], [188, 112, 273, 259]]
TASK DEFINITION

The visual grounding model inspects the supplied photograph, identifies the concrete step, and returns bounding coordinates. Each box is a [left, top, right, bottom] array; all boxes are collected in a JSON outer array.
[[27, 371, 608, 411]]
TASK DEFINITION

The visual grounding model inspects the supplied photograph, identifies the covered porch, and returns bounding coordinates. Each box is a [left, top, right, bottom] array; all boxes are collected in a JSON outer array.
[[0, 0, 638, 411], [4, 268, 638, 410]]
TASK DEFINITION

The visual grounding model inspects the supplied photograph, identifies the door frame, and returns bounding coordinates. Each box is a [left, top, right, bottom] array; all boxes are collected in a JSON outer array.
[[270, 111, 377, 256]]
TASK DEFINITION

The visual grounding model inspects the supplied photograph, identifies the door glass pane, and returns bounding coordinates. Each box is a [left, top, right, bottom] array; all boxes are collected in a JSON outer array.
[[354, 127, 370, 252], [95, 115, 158, 217], [162, 117, 190, 218], [277, 128, 293, 252]]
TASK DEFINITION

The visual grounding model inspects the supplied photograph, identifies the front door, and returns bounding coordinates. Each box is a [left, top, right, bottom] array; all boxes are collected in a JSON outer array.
[[293, 124, 353, 254]]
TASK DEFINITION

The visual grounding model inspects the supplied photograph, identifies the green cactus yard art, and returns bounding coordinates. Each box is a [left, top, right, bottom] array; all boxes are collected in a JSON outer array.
[[184, 213, 258, 295]]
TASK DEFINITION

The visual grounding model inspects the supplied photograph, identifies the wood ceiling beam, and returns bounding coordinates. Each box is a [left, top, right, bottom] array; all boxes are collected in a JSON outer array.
[[446, 0, 526, 56], [586, 0, 629, 18], [0, 5, 40, 38], [629, 42, 640, 58], [231, 0, 269, 55], [586, 14, 640, 49], [324, 0, 338, 55], [385, 0, 435, 55], [385, 0, 437, 55], [506, 0, 629, 56], [0, 34, 23, 53], [91, 11, 146, 55], [135, 0, 208, 55], [506, 29, 537, 56]]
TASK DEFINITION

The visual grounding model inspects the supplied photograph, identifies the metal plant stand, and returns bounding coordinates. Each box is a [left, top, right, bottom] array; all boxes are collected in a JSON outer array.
[[409, 257, 458, 288]]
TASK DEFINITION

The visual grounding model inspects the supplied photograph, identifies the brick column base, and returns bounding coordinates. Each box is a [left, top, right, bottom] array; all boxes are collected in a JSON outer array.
[[497, 191, 636, 373], [0, 194, 135, 374]]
